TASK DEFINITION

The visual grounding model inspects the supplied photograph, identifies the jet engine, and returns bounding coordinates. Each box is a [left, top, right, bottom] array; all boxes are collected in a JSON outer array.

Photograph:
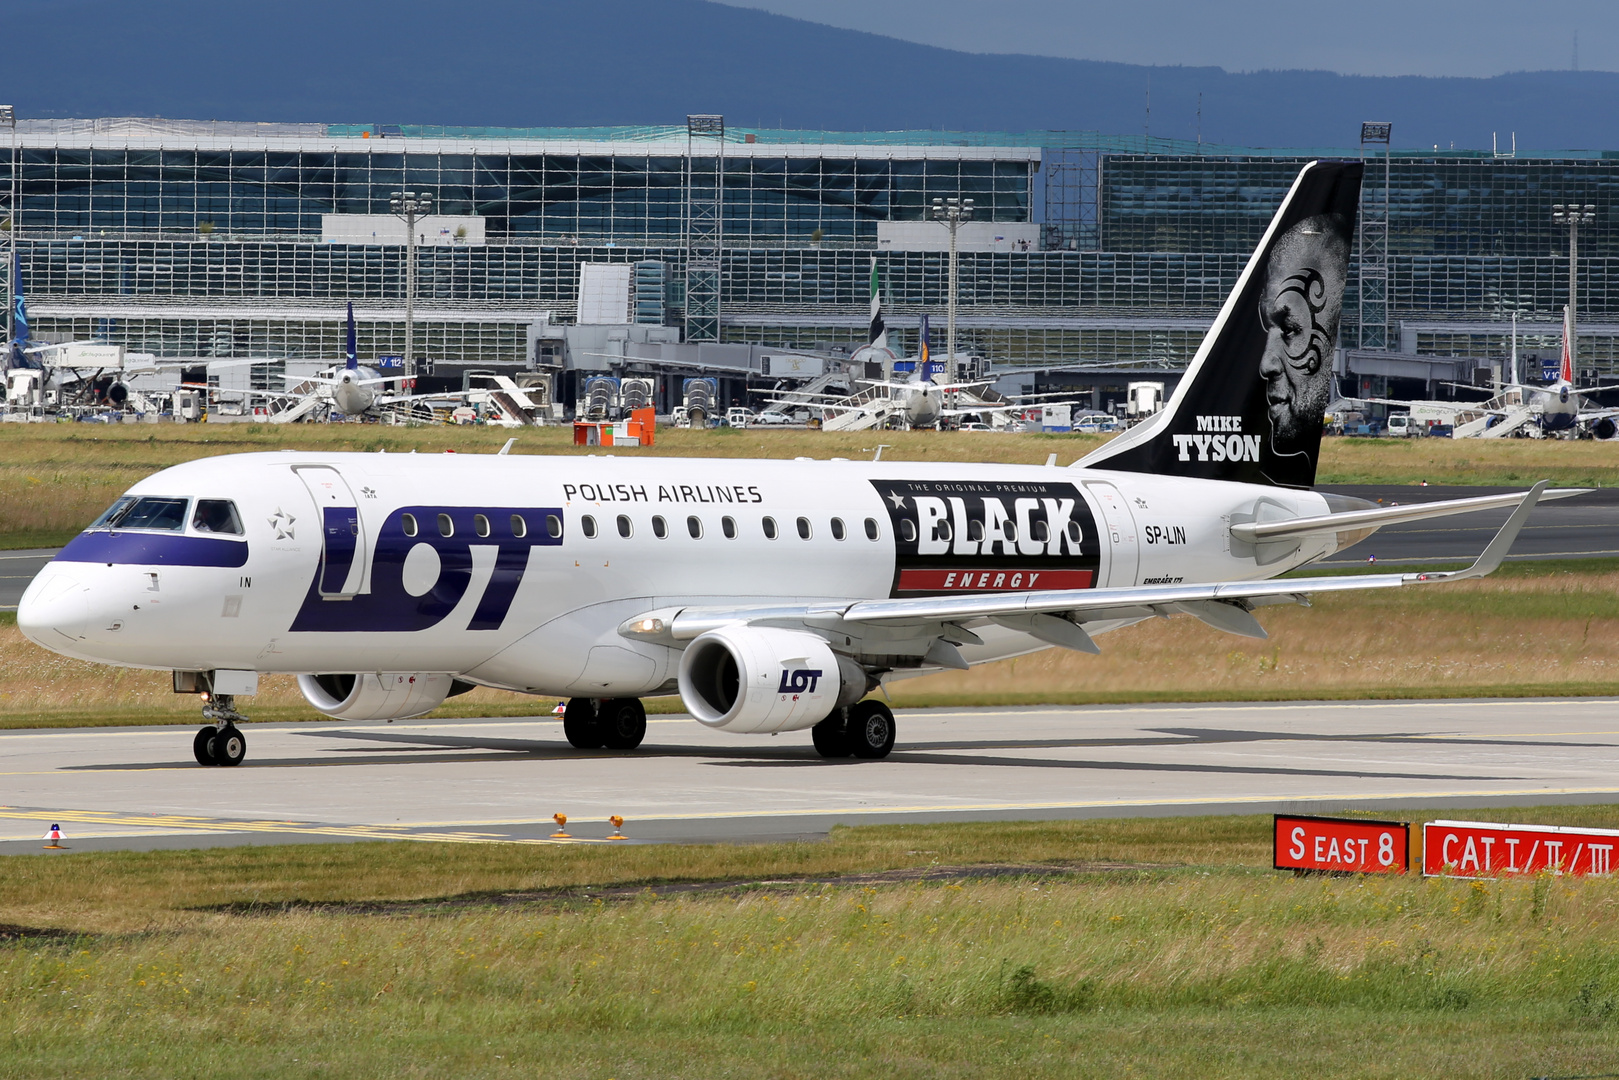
[[1594, 417, 1618, 441], [677, 627, 867, 734], [297, 672, 467, 722]]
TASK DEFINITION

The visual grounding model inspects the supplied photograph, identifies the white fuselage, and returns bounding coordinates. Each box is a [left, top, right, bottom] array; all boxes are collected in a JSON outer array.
[[18, 452, 1353, 699]]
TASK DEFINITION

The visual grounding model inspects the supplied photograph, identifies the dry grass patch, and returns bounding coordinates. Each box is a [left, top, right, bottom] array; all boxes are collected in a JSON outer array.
[[5, 813, 1619, 1077]]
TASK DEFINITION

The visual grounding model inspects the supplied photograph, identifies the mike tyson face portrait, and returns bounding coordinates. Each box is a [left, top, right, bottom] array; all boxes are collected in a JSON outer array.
[[1257, 214, 1351, 455]]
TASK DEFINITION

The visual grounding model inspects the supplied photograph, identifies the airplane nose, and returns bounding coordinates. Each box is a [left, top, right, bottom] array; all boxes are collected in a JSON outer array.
[[17, 571, 91, 649]]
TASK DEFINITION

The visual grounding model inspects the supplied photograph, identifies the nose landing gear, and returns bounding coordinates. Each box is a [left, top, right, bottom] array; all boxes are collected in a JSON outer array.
[[194, 694, 249, 767]]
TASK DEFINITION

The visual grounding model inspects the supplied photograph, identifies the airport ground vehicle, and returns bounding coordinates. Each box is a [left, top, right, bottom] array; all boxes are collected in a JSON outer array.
[[1387, 414, 1416, 437]]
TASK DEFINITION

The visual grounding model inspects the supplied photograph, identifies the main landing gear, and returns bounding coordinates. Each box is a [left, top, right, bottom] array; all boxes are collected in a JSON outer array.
[[194, 694, 248, 767], [562, 697, 648, 751], [812, 700, 896, 760]]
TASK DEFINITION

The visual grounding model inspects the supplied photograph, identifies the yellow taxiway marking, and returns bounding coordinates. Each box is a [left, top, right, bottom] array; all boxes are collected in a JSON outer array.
[[10, 785, 1619, 845], [0, 807, 611, 845]]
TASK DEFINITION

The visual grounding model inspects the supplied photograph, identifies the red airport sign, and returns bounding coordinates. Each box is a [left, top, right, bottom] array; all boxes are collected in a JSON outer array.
[[1423, 820, 1619, 878], [1274, 814, 1410, 874]]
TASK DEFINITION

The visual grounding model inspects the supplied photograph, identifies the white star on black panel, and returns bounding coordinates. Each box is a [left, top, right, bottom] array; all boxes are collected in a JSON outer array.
[[887, 492, 907, 510]]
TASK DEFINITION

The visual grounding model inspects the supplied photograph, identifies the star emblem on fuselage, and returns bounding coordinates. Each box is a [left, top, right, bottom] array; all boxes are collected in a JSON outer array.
[[887, 492, 907, 510], [268, 508, 296, 540]]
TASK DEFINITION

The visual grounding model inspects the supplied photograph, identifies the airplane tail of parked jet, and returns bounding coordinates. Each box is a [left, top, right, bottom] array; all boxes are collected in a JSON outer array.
[[868, 258, 887, 352], [9, 257, 35, 370], [1561, 303, 1575, 384], [1080, 160, 1362, 488], [345, 301, 359, 372]]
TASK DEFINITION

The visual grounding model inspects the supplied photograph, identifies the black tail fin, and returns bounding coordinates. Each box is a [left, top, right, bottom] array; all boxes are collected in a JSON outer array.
[[1080, 160, 1361, 488]]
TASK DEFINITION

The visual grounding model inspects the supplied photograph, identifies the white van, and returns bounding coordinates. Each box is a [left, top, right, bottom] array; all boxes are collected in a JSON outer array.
[[1387, 413, 1417, 438]]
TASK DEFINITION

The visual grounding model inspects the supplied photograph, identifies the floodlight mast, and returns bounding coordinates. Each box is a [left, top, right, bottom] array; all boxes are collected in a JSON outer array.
[[0, 106, 15, 355], [389, 190, 433, 383], [931, 196, 973, 379], [1552, 201, 1597, 377]]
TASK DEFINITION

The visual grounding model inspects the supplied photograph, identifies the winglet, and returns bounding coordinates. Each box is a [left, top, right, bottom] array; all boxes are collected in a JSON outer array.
[[1406, 480, 1546, 583]]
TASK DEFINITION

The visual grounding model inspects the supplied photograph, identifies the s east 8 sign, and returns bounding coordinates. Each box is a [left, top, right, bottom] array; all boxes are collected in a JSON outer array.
[[1274, 814, 1409, 874]]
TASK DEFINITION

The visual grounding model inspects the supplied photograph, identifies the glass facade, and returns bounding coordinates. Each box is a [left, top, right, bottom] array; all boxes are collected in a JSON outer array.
[[4, 123, 1619, 373], [9, 147, 1028, 244]]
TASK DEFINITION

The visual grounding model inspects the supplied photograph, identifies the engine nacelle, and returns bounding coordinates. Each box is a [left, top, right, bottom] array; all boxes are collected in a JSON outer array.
[[1594, 417, 1618, 441], [297, 672, 460, 722], [678, 627, 863, 733]]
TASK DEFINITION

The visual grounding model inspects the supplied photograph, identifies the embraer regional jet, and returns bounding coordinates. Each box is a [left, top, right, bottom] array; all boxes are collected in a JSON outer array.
[[18, 162, 1572, 767]]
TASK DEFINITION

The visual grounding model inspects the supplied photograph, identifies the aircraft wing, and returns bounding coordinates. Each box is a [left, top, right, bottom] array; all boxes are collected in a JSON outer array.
[[622, 484, 1546, 659]]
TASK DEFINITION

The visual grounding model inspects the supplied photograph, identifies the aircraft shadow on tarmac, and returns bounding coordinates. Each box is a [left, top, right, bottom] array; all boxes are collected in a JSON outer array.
[[60, 724, 1556, 781]]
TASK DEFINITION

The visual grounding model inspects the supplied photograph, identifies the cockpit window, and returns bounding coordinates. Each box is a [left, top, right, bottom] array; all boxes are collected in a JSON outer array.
[[192, 499, 244, 536], [93, 496, 190, 532], [89, 496, 135, 529]]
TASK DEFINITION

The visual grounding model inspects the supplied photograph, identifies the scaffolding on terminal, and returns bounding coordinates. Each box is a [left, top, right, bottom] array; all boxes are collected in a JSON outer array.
[[684, 115, 725, 342]]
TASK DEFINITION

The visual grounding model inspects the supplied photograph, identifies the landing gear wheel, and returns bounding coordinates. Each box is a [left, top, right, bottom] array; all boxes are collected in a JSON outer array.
[[599, 698, 647, 751], [849, 701, 896, 759], [562, 698, 604, 749], [811, 713, 852, 758], [193, 725, 218, 766], [211, 724, 247, 767]]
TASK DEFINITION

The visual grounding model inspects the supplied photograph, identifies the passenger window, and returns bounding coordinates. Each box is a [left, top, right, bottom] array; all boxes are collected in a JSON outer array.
[[543, 514, 561, 539], [474, 513, 491, 538], [652, 515, 668, 539], [722, 516, 737, 539], [616, 514, 633, 538], [762, 516, 778, 540], [687, 515, 703, 539], [968, 520, 984, 542], [1033, 520, 1050, 543], [192, 499, 244, 535], [511, 514, 529, 538], [864, 517, 880, 540], [830, 517, 846, 541], [402, 513, 418, 537], [937, 521, 953, 542], [437, 513, 454, 537], [1067, 520, 1083, 545], [581, 515, 598, 539], [900, 519, 916, 543], [796, 517, 812, 540], [1005, 522, 1018, 542], [113, 496, 190, 532]]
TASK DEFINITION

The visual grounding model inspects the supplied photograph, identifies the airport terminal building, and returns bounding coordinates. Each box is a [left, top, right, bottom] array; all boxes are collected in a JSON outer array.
[[4, 117, 1619, 402]]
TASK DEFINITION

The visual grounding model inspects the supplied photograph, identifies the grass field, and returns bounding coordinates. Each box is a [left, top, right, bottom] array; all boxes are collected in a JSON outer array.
[[0, 422, 1613, 550], [4, 811, 1619, 1078]]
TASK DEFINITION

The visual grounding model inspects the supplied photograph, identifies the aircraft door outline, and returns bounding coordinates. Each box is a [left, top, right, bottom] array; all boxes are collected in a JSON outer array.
[[294, 465, 370, 598], [1083, 481, 1140, 587]]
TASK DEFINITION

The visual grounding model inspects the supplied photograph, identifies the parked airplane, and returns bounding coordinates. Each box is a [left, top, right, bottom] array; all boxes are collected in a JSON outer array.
[[17, 161, 1572, 769], [1354, 307, 1619, 438], [190, 303, 455, 423]]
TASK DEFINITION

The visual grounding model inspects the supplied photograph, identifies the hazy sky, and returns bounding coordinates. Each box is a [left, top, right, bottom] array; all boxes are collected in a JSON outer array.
[[721, 1, 1617, 77]]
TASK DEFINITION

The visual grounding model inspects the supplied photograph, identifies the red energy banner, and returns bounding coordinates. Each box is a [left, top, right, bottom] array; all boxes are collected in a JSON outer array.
[[1423, 820, 1619, 878], [895, 568, 1093, 593], [1274, 814, 1409, 874]]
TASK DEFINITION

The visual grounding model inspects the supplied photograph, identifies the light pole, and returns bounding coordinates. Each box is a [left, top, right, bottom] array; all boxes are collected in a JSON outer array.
[[931, 196, 973, 379], [389, 190, 432, 382], [0, 106, 15, 357], [1552, 202, 1596, 380]]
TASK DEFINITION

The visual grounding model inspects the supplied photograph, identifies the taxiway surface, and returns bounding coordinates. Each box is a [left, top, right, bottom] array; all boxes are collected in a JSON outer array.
[[4, 699, 1619, 853]]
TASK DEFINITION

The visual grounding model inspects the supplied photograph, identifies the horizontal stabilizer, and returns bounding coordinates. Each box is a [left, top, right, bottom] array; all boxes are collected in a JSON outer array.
[[1228, 484, 1580, 544]]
